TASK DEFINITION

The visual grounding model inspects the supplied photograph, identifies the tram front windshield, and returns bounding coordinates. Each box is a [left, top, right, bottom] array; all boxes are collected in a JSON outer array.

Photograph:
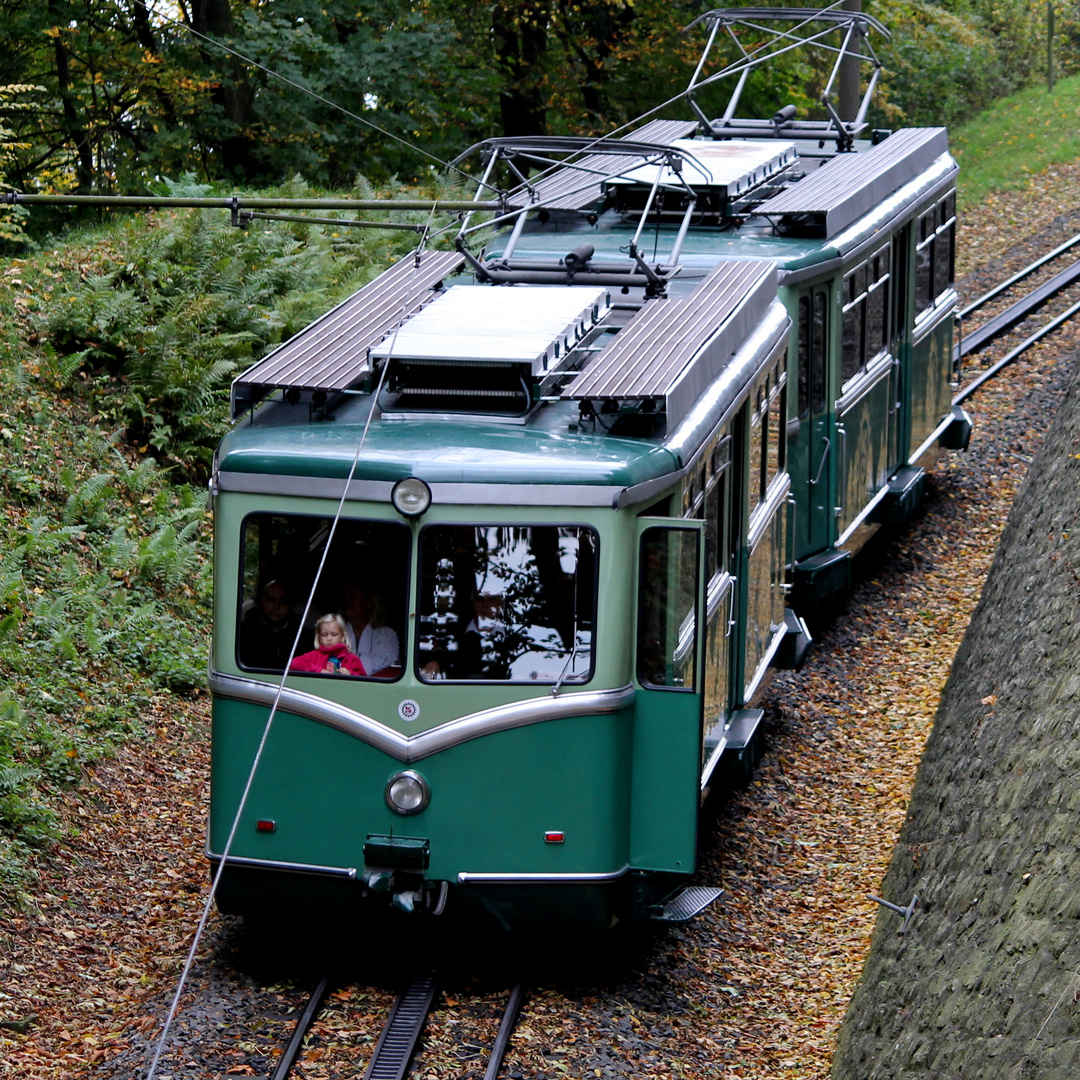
[[237, 514, 410, 679], [236, 515, 597, 685], [416, 525, 597, 684]]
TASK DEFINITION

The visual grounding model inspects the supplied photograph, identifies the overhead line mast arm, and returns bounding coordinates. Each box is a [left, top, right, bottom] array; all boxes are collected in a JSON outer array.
[[2, 193, 504, 213]]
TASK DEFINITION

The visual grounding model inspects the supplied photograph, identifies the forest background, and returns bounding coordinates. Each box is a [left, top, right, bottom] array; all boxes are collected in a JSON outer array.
[[0, 0, 1076, 900], [0, 0, 1075, 218]]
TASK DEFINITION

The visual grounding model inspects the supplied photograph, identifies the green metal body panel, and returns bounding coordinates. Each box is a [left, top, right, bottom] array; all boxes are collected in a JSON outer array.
[[219, 394, 679, 488], [907, 308, 956, 460], [209, 698, 634, 880]]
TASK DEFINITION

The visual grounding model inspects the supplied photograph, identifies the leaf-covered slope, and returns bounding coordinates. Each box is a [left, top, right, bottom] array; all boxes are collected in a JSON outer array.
[[0, 194, 419, 901]]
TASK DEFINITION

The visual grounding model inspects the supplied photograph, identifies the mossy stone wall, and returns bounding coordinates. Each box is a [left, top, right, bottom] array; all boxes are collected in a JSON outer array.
[[832, 354, 1080, 1080]]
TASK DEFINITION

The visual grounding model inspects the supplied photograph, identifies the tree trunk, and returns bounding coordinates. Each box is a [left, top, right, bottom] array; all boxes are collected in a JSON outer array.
[[492, 2, 549, 138], [837, 0, 861, 125], [188, 0, 257, 180], [48, 0, 95, 191]]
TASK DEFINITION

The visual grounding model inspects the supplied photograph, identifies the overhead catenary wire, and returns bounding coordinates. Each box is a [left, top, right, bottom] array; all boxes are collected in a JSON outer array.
[[144, 211, 440, 1080]]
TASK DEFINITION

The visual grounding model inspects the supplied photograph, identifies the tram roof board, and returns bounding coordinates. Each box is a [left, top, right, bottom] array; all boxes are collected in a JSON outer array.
[[230, 249, 465, 417], [563, 258, 777, 427], [370, 284, 611, 375], [604, 139, 797, 199], [754, 127, 949, 237], [508, 119, 699, 212]]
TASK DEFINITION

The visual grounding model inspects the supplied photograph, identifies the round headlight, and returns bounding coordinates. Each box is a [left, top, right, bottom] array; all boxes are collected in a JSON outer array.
[[391, 477, 432, 518], [385, 770, 430, 815]]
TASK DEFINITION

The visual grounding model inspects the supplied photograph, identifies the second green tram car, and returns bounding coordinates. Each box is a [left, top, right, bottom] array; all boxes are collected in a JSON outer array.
[[207, 9, 969, 930]]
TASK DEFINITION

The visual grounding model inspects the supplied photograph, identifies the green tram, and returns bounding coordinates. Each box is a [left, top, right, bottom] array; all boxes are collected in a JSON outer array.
[[207, 9, 969, 930]]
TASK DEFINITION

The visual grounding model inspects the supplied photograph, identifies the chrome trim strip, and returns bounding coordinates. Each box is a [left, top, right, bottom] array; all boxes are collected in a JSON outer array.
[[218, 470, 624, 507], [836, 483, 890, 548], [748, 475, 791, 551], [700, 737, 729, 793], [912, 289, 958, 345], [209, 673, 635, 763], [706, 572, 734, 620], [744, 621, 787, 702], [457, 865, 631, 885], [837, 353, 893, 415], [206, 848, 358, 879]]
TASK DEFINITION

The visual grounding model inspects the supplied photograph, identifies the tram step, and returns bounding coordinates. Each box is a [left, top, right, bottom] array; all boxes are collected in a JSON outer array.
[[774, 609, 812, 670], [724, 708, 763, 751], [651, 885, 723, 924]]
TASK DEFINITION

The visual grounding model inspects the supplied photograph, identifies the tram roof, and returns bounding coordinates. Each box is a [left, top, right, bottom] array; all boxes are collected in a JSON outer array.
[[216, 391, 681, 493]]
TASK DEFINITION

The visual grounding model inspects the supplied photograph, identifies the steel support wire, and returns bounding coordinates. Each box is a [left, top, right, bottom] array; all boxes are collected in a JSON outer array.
[[144, 219, 438, 1080], [954, 296, 1080, 404]]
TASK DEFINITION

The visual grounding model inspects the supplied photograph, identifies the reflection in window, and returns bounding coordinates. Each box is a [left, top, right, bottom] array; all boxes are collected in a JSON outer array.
[[915, 193, 956, 317], [417, 525, 597, 683], [238, 514, 409, 679], [841, 244, 890, 386], [637, 527, 698, 690]]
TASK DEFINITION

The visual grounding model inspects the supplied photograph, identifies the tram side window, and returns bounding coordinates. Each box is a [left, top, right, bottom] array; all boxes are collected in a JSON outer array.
[[749, 404, 765, 510], [637, 526, 698, 691], [841, 246, 890, 385], [915, 194, 956, 316], [416, 525, 597, 683], [797, 291, 827, 420], [764, 355, 787, 491], [238, 514, 410, 679]]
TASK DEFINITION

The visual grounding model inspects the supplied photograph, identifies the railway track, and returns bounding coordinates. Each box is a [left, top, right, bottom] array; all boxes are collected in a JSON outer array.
[[229, 969, 524, 1080], [955, 231, 1080, 401]]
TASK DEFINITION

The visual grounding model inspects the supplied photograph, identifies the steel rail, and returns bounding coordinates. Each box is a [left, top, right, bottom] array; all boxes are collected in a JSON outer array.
[[958, 230, 1080, 320], [484, 983, 526, 1080], [271, 975, 330, 1080], [954, 295, 1080, 404], [956, 254, 1080, 359]]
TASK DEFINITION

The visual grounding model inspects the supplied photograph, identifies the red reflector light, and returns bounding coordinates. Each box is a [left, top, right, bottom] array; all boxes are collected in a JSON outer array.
[[544, 831, 565, 844], [256, 819, 276, 833]]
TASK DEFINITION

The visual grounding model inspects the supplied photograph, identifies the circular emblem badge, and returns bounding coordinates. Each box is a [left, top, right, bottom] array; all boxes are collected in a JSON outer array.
[[398, 699, 421, 722]]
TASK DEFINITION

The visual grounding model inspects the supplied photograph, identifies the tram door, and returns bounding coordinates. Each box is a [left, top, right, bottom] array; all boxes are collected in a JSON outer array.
[[630, 521, 705, 873], [792, 285, 832, 560]]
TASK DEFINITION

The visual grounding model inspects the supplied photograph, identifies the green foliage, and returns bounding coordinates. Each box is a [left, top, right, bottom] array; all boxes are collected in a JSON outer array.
[[951, 72, 1080, 208], [0, 277, 218, 902], [0, 182, 437, 904], [28, 176, 425, 475], [873, 0, 1050, 129], [0, 82, 40, 244]]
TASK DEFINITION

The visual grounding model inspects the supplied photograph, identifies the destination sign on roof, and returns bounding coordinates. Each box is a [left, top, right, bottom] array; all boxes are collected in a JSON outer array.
[[369, 284, 611, 375], [605, 139, 797, 198]]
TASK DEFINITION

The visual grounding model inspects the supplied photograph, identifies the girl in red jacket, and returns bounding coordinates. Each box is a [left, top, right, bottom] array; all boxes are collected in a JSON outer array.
[[289, 614, 367, 676]]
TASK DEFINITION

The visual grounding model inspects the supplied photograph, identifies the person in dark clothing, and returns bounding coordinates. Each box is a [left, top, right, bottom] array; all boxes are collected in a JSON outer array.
[[239, 579, 303, 670]]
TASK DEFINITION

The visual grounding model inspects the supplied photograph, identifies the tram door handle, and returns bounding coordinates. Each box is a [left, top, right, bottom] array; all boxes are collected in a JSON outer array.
[[810, 436, 830, 487], [725, 581, 737, 638], [836, 424, 848, 515]]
